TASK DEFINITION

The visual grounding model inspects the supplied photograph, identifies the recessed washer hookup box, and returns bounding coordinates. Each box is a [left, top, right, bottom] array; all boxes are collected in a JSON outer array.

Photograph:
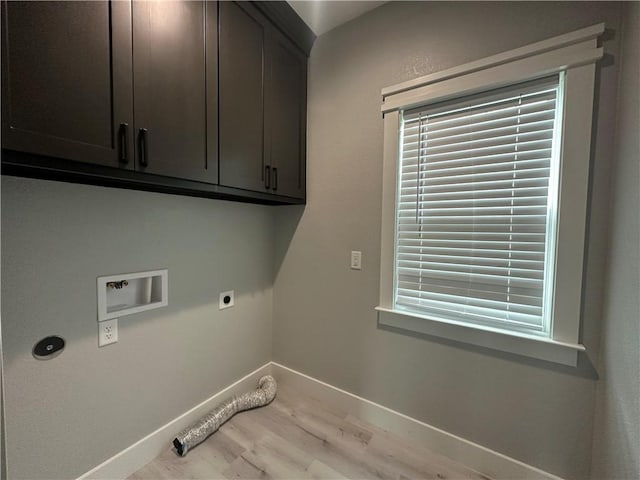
[[97, 269, 168, 322]]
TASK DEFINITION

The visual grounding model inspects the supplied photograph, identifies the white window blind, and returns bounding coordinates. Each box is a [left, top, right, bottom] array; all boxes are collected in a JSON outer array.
[[395, 76, 563, 336]]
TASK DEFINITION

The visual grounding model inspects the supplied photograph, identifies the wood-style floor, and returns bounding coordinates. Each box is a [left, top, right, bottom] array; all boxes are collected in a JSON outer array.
[[129, 384, 489, 480]]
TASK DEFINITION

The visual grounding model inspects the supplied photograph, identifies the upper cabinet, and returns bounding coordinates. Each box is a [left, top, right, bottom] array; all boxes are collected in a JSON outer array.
[[219, 1, 307, 200], [1, 0, 314, 205], [219, 1, 268, 193], [266, 27, 307, 199], [132, 0, 217, 183], [1, 1, 134, 169]]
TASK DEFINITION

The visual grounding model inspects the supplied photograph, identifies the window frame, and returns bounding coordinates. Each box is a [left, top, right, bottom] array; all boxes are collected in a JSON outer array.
[[377, 24, 604, 366]]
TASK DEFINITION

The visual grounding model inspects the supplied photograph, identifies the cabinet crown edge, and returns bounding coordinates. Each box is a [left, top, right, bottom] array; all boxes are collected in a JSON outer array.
[[252, 1, 316, 55]]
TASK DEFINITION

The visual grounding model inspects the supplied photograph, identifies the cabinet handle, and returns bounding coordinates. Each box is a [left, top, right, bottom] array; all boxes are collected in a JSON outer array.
[[119, 123, 129, 164], [139, 128, 149, 167], [265, 165, 271, 189], [272, 167, 278, 191]]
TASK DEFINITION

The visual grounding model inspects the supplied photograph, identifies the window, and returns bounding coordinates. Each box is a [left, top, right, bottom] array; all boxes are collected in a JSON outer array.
[[396, 77, 562, 337], [377, 24, 604, 366]]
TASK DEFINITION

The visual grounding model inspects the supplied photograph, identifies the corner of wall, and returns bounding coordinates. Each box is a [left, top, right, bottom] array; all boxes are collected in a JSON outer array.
[[590, 1, 640, 477]]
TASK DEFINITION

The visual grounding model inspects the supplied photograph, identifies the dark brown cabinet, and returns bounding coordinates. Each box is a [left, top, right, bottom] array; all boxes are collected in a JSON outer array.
[[219, 1, 268, 193], [219, 1, 307, 200], [266, 28, 307, 199], [2, 0, 313, 205], [1, 1, 134, 169], [132, 1, 217, 183]]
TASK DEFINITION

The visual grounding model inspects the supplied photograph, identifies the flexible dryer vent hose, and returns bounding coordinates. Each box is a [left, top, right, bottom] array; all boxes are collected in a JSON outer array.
[[173, 375, 277, 456]]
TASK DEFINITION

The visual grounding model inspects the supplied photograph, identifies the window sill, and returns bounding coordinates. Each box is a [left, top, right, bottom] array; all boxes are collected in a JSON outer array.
[[375, 307, 584, 366]]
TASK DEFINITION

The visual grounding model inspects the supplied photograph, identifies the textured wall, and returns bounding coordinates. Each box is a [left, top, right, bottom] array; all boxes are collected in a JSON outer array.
[[1, 177, 274, 479], [273, 2, 622, 479], [591, 2, 640, 478]]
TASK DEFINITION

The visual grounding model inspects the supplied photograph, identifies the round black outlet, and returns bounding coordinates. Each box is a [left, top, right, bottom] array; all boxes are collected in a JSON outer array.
[[223, 295, 231, 304], [33, 336, 65, 360]]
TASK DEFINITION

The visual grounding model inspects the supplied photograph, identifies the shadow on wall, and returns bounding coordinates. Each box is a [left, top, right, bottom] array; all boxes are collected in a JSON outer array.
[[1, 176, 276, 479], [273, 204, 305, 278], [378, 323, 599, 380], [578, 47, 613, 367], [1, 177, 277, 371]]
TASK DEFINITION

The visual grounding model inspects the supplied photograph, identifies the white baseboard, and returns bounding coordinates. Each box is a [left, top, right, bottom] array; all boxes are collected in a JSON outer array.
[[271, 362, 563, 480], [77, 362, 272, 480], [78, 361, 562, 480]]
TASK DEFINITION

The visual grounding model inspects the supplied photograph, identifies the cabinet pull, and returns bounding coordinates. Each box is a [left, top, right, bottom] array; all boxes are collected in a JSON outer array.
[[139, 128, 149, 167], [118, 123, 129, 164], [272, 167, 278, 191], [265, 165, 271, 189]]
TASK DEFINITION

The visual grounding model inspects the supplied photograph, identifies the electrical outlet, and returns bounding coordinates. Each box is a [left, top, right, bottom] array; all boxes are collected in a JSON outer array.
[[99, 318, 118, 347], [219, 290, 235, 310], [350, 251, 362, 270]]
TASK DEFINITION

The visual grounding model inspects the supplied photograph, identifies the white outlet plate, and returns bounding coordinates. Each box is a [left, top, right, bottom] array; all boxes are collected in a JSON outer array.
[[351, 251, 362, 270], [219, 290, 235, 310], [99, 318, 118, 347]]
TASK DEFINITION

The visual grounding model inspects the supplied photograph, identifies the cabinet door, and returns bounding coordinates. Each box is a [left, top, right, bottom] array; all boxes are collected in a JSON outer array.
[[133, 0, 217, 183], [1, 1, 134, 168], [267, 28, 307, 199], [219, 2, 268, 192]]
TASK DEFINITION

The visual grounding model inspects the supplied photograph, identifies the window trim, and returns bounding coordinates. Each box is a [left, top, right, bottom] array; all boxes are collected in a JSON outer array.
[[377, 24, 604, 366]]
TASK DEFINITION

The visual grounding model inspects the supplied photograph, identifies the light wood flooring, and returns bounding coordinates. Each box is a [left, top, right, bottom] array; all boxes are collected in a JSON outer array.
[[129, 384, 490, 480]]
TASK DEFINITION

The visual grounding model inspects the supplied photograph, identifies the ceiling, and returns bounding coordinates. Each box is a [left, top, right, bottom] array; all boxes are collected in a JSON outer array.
[[287, 1, 387, 36]]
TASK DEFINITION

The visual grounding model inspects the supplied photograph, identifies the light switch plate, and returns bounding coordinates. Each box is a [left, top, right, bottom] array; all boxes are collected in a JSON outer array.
[[351, 251, 362, 270]]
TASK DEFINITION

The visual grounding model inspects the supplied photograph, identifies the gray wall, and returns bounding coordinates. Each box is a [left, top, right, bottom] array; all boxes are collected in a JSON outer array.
[[1, 3, 633, 479], [1, 177, 274, 479], [591, 2, 640, 478], [273, 3, 622, 479]]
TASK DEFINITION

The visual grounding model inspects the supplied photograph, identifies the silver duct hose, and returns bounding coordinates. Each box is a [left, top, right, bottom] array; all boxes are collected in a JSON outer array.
[[173, 375, 277, 456]]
